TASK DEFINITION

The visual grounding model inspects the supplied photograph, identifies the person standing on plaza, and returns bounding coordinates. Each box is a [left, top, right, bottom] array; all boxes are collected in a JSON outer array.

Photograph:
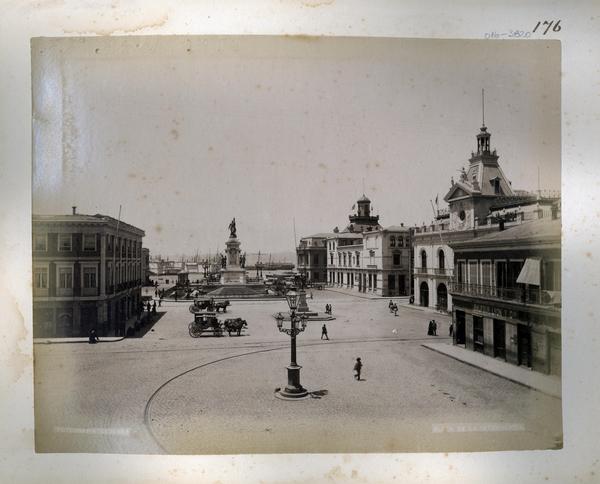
[[146, 301, 151, 313], [321, 324, 329, 340], [158, 297, 162, 308], [427, 320, 433, 336], [432, 319, 437, 336], [88, 328, 99, 344], [449, 321, 454, 337], [152, 301, 157, 314], [353, 357, 362, 381]]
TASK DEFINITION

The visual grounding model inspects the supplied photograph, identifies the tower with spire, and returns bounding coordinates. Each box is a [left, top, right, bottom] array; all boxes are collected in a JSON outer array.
[[444, 89, 514, 230]]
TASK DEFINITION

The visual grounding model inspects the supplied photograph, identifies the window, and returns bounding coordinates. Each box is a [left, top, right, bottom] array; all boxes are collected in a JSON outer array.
[[459, 210, 466, 221], [438, 250, 445, 270], [421, 250, 427, 269], [83, 267, 97, 288], [393, 253, 401, 266], [34, 267, 48, 288], [356, 252, 360, 267], [481, 261, 492, 286], [58, 234, 72, 251], [338, 253, 341, 266], [34, 234, 47, 251], [398, 237, 404, 247], [58, 267, 73, 288], [330, 253, 334, 265], [313, 254, 319, 265], [83, 234, 96, 251], [343, 253, 347, 267], [390, 236, 396, 247], [468, 261, 478, 285]]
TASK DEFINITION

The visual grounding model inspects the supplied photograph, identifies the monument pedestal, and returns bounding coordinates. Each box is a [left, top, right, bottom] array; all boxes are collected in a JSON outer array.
[[220, 268, 247, 285], [220, 236, 247, 285]]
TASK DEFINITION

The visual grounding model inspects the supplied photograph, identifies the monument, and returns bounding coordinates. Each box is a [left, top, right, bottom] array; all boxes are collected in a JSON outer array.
[[220, 218, 248, 285]]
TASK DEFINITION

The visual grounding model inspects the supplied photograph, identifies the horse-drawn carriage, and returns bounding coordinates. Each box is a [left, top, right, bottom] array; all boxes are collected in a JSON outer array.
[[188, 312, 223, 337], [189, 298, 231, 314], [223, 318, 247, 336]]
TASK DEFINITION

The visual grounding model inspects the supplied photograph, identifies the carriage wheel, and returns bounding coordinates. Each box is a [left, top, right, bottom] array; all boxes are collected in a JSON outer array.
[[188, 322, 201, 338]]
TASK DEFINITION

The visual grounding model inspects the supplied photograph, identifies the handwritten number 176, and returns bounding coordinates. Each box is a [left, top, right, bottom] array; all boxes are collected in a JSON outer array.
[[533, 20, 561, 35]]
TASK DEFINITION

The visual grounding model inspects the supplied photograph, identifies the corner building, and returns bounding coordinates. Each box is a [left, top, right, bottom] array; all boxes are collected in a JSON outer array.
[[326, 195, 412, 297], [449, 212, 561, 375], [32, 210, 145, 337], [412, 120, 559, 312]]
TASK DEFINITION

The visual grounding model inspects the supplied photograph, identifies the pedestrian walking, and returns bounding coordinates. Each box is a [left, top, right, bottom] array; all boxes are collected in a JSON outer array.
[[394, 304, 398, 317], [353, 357, 362, 381], [329, 304, 333, 315], [310, 291, 313, 299], [321, 324, 329, 340], [88, 328, 99, 344], [449, 321, 454, 337], [158, 298, 162, 307], [152, 301, 157, 314], [174, 292, 178, 302], [432, 319, 437, 336], [427, 320, 433, 336]]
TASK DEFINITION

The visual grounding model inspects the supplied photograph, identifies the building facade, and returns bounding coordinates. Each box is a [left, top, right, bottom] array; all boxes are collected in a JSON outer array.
[[296, 233, 331, 284], [32, 209, 145, 337], [448, 212, 561, 375], [413, 119, 559, 312], [325, 196, 412, 297]]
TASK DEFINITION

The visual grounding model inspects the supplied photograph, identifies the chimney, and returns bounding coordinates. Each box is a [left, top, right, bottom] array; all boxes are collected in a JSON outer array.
[[72, 206, 77, 215]]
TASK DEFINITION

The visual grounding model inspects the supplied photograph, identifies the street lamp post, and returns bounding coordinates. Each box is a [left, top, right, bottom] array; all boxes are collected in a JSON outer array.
[[275, 290, 309, 399]]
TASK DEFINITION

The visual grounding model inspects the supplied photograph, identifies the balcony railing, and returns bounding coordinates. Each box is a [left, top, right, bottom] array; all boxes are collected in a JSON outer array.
[[413, 267, 453, 276], [449, 281, 559, 306]]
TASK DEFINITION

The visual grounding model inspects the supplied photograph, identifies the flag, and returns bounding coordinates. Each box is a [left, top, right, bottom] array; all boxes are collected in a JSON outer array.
[[435, 194, 439, 205]]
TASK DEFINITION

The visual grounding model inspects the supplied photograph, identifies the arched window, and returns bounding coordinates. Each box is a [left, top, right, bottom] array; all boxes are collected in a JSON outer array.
[[438, 250, 445, 270], [390, 236, 396, 247], [421, 250, 427, 269]]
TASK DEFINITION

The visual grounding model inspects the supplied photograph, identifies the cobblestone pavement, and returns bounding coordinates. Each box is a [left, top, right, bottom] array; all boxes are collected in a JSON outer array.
[[34, 289, 562, 454]]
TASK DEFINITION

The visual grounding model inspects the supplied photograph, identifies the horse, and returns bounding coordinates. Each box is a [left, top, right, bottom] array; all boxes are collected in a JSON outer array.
[[214, 300, 231, 313], [223, 318, 247, 336]]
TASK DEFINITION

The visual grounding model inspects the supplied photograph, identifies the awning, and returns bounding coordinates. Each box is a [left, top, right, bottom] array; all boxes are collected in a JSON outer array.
[[516, 258, 541, 286]]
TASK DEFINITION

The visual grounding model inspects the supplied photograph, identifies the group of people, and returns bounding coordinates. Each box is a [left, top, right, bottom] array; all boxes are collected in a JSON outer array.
[[388, 300, 399, 316], [324, 303, 333, 315], [427, 319, 438, 336]]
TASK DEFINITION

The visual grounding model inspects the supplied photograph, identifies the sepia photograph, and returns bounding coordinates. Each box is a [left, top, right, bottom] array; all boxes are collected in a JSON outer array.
[[31, 35, 562, 455]]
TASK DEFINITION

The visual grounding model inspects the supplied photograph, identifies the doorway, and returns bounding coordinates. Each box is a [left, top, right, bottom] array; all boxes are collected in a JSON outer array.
[[455, 310, 466, 345], [493, 319, 506, 360], [420, 281, 429, 307], [517, 325, 532, 367]]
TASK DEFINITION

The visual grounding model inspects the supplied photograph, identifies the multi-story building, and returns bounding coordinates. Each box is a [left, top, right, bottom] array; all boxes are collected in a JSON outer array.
[[412, 119, 560, 312], [296, 233, 331, 284], [32, 208, 145, 337], [142, 247, 150, 285], [326, 196, 412, 297], [448, 208, 561, 375]]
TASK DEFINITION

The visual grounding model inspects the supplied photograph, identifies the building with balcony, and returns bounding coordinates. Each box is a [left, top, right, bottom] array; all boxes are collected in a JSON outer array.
[[448, 212, 561, 375], [412, 116, 560, 312], [296, 233, 332, 284], [325, 195, 412, 297], [32, 208, 145, 337]]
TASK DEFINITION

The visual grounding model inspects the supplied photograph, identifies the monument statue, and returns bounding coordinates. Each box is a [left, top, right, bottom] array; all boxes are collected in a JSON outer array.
[[228, 218, 237, 238]]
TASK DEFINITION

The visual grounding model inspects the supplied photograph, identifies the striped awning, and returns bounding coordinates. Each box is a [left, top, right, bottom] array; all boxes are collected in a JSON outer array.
[[516, 258, 541, 286]]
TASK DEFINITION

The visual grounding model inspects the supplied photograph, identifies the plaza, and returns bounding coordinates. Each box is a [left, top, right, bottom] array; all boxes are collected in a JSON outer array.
[[33, 289, 561, 455]]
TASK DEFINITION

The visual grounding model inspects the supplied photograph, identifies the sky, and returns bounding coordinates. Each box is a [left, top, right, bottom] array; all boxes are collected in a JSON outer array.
[[32, 36, 561, 257]]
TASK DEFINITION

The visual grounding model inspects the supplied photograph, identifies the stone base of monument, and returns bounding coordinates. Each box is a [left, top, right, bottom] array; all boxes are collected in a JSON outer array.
[[220, 268, 247, 285]]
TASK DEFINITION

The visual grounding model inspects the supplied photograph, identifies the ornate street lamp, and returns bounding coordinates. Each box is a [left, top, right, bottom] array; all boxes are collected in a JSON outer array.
[[275, 290, 309, 399]]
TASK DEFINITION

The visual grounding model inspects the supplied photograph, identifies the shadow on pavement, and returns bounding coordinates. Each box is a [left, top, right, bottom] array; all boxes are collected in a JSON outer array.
[[130, 312, 167, 338]]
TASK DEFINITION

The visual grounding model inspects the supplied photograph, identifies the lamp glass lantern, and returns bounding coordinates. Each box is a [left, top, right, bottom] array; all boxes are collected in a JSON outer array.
[[286, 290, 298, 311]]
